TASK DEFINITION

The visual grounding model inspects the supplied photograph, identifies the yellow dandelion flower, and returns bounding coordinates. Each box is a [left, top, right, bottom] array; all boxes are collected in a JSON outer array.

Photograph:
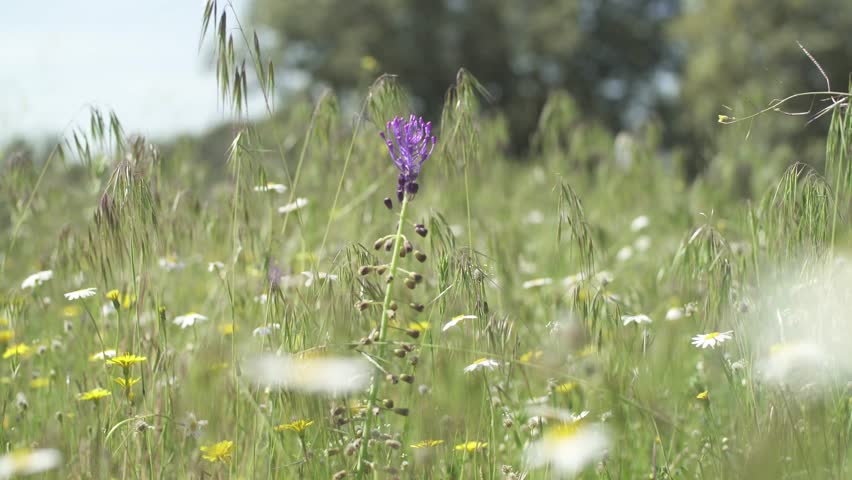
[[218, 323, 237, 336], [62, 305, 81, 317], [520, 350, 543, 363], [696, 390, 709, 400], [555, 382, 577, 394], [113, 377, 141, 389], [106, 290, 121, 302], [411, 439, 444, 448], [0, 330, 14, 344], [407, 321, 431, 332], [200, 440, 234, 463], [0, 317, 8, 326], [274, 419, 314, 433], [108, 354, 147, 369], [30, 378, 50, 389], [121, 293, 136, 309], [454, 441, 487, 453], [3, 344, 32, 359], [78, 388, 111, 401]]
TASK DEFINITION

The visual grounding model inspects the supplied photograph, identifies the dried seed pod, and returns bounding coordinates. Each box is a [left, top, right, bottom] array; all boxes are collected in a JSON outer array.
[[383, 197, 393, 210], [386, 374, 399, 384], [392, 349, 407, 358], [404, 278, 416, 289], [389, 301, 398, 311], [374, 239, 384, 250], [405, 329, 421, 339], [410, 272, 423, 283], [384, 239, 394, 251], [404, 240, 413, 253], [414, 251, 427, 263], [382, 398, 395, 409], [410, 303, 425, 312], [392, 407, 409, 417], [358, 266, 373, 276], [385, 439, 402, 450], [400, 374, 415, 384], [376, 265, 388, 275]]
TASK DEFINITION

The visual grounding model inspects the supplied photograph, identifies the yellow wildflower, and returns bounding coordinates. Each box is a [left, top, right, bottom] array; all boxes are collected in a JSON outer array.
[[407, 321, 431, 332], [108, 354, 147, 369], [62, 305, 81, 317], [555, 382, 577, 394], [78, 388, 111, 401], [274, 419, 314, 433], [696, 390, 709, 400], [113, 377, 141, 389], [0, 330, 14, 344], [520, 350, 543, 363], [218, 323, 237, 336], [454, 441, 487, 453], [106, 290, 121, 302], [3, 344, 32, 359], [411, 440, 444, 448], [30, 378, 50, 389], [200, 440, 234, 463]]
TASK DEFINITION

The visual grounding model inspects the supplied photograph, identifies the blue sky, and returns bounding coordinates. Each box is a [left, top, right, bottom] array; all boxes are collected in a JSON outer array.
[[0, 1, 247, 144]]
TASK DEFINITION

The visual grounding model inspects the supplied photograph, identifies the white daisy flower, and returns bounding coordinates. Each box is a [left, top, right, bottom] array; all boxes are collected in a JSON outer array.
[[21, 270, 53, 289], [244, 354, 372, 395], [252, 323, 281, 337], [634, 235, 652, 252], [615, 246, 634, 262], [0, 448, 63, 477], [442, 314, 477, 332], [526, 406, 590, 423], [522, 277, 553, 289], [253, 182, 287, 193], [254, 294, 269, 304], [525, 422, 609, 476], [278, 198, 309, 214], [691, 330, 734, 349], [64, 287, 97, 301], [173, 312, 208, 329], [630, 215, 650, 232], [464, 358, 500, 373], [621, 314, 652, 326], [207, 261, 225, 272], [665, 307, 684, 321], [301, 271, 338, 287]]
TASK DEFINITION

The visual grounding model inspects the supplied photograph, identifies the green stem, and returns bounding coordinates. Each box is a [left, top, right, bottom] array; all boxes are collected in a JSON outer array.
[[356, 195, 410, 475]]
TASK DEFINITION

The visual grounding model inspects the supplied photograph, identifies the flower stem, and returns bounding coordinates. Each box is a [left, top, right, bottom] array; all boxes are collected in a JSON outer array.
[[357, 195, 410, 475]]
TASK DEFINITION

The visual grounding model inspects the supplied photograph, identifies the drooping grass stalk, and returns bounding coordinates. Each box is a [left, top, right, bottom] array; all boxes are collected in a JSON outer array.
[[357, 195, 410, 475]]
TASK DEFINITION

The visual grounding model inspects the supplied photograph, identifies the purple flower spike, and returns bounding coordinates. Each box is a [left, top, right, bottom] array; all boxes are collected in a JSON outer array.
[[379, 115, 436, 202]]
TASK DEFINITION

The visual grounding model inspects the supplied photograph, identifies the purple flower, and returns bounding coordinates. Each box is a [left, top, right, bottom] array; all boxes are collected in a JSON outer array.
[[380, 115, 436, 202]]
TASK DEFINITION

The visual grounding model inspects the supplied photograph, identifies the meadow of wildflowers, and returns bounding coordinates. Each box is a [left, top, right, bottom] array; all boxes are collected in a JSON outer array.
[[2, 2, 852, 479]]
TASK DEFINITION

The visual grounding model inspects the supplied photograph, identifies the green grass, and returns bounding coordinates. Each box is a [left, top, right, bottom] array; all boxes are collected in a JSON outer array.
[[1, 3, 852, 479]]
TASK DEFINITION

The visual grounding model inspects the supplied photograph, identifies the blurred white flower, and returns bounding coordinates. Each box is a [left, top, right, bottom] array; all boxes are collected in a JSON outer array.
[[254, 294, 269, 304], [758, 342, 829, 387], [253, 324, 281, 337], [443, 314, 477, 332], [524, 210, 545, 225], [173, 312, 208, 329], [634, 235, 652, 252], [101, 302, 117, 316], [691, 331, 734, 349], [207, 261, 225, 272], [89, 349, 117, 361], [463, 358, 499, 373], [522, 277, 553, 289], [665, 307, 684, 321], [616, 246, 634, 262], [253, 183, 287, 193], [21, 270, 53, 289], [525, 422, 609, 476], [158, 256, 186, 271], [0, 448, 62, 478], [182, 412, 208, 440], [621, 314, 652, 326], [301, 271, 338, 287], [278, 198, 309, 214], [64, 287, 97, 300], [526, 406, 590, 423], [630, 215, 650, 232], [244, 354, 372, 396]]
